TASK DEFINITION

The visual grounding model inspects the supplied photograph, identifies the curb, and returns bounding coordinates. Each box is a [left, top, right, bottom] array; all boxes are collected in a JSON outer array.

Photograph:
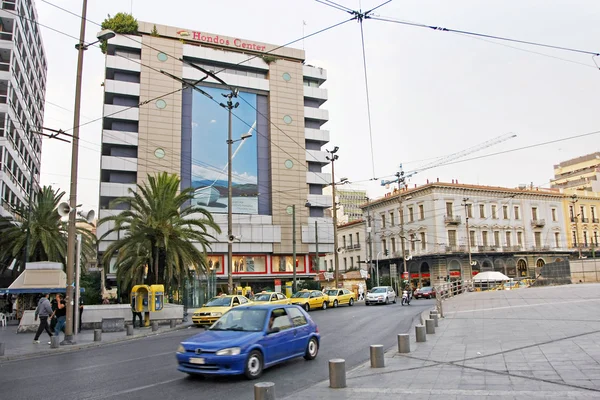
[[0, 324, 193, 363]]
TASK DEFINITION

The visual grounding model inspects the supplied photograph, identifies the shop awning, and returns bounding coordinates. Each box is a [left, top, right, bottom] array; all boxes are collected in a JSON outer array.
[[1, 261, 83, 294]]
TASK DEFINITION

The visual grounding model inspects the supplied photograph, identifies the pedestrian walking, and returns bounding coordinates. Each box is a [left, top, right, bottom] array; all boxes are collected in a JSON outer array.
[[78, 297, 84, 333], [50, 294, 66, 339], [132, 304, 143, 328], [50, 295, 58, 333], [33, 293, 54, 344]]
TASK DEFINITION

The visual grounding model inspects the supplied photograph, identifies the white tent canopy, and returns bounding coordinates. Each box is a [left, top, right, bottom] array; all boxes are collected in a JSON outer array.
[[473, 271, 510, 282]]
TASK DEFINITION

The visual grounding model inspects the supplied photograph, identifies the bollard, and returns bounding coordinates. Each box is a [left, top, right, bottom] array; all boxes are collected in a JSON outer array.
[[170, 320, 177, 329], [329, 358, 347, 388], [425, 319, 436, 334], [254, 382, 275, 400], [415, 325, 426, 342], [397, 334, 410, 354], [50, 336, 60, 348], [94, 329, 102, 342], [126, 324, 134, 336], [151, 321, 159, 332], [370, 344, 385, 368], [430, 312, 439, 327], [0, 342, 4, 356]]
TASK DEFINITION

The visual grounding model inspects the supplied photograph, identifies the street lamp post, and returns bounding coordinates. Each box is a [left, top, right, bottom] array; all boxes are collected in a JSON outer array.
[[571, 194, 582, 259], [291, 204, 297, 293], [375, 250, 382, 286], [63, 0, 115, 344], [326, 147, 340, 288]]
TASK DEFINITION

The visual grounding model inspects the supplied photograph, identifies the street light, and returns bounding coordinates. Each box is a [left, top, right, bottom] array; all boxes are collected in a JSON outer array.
[[326, 146, 340, 288], [63, 0, 115, 345]]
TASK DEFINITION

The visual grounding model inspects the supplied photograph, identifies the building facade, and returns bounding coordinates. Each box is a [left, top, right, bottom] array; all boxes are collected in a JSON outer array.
[[96, 22, 334, 303], [0, 0, 46, 217], [324, 186, 367, 224], [321, 219, 368, 274], [551, 152, 600, 192], [362, 182, 571, 288], [562, 189, 600, 256]]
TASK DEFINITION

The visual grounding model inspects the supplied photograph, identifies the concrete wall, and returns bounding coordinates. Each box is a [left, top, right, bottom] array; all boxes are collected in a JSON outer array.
[[571, 259, 600, 283], [17, 304, 184, 333]]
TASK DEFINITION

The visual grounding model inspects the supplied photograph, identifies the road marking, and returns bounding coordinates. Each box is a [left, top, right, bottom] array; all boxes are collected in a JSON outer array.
[[342, 387, 598, 397], [94, 377, 182, 398], [446, 297, 600, 314]]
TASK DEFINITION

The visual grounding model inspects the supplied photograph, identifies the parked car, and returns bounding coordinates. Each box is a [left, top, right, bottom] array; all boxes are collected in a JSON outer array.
[[248, 291, 290, 305], [176, 304, 320, 379], [414, 286, 436, 299], [365, 286, 396, 305], [289, 290, 329, 311], [325, 288, 356, 308], [191, 295, 251, 326]]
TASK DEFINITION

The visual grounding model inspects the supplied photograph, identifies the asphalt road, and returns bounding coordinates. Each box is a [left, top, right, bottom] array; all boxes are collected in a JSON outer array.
[[0, 299, 434, 400]]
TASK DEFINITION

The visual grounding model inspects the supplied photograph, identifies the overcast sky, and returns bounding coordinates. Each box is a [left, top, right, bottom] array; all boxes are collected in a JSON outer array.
[[36, 0, 600, 212]]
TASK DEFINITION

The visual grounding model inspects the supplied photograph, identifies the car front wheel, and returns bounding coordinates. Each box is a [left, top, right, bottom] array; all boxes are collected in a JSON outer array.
[[349, 298, 354, 306], [244, 350, 263, 380], [322, 301, 327, 310], [333, 300, 338, 308], [303, 303, 310, 312], [304, 337, 319, 360]]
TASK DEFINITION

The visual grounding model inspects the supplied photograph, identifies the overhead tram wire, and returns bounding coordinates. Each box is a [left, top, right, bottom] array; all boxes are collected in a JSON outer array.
[[369, 15, 600, 57]]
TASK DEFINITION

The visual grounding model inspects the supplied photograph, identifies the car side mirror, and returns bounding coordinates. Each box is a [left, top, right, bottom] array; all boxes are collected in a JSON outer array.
[[268, 327, 280, 334], [202, 304, 206, 307]]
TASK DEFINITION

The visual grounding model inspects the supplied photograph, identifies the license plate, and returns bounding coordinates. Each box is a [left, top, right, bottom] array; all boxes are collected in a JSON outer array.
[[190, 357, 205, 364]]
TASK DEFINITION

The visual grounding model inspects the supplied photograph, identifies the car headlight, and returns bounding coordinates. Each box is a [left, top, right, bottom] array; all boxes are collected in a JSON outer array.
[[216, 347, 241, 356], [177, 344, 185, 353], [210, 312, 222, 317]]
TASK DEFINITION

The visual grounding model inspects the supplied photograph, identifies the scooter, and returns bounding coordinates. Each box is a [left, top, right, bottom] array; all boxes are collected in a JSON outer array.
[[401, 290, 411, 306]]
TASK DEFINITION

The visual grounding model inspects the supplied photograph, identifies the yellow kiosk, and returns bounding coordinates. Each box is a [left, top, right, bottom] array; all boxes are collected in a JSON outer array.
[[131, 284, 165, 327], [235, 286, 252, 297], [284, 282, 293, 298]]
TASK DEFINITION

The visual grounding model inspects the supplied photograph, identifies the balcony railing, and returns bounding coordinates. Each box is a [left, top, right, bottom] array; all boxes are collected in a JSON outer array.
[[444, 215, 461, 225], [581, 218, 589, 223], [503, 245, 523, 252], [593, 218, 599, 223], [531, 219, 546, 227], [445, 245, 466, 253], [531, 245, 551, 251], [353, 243, 361, 249]]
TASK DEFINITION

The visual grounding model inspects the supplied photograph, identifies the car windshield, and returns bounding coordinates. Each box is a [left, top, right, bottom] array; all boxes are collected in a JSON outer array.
[[205, 297, 232, 307], [253, 294, 271, 302], [325, 290, 339, 296], [210, 309, 267, 332], [420, 287, 432, 292], [371, 288, 387, 293], [292, 292, 311, 298]]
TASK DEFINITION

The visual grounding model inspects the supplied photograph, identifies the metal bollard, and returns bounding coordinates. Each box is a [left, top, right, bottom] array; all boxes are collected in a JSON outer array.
[[425, 319, 435, 334], [430, 312, 439, 327], [397, 334, 410, 353], [0, 342, 4, 356], [170, 320, 177, 329], [254, 382, 276, 400], [94, 329, 102, 342], [370, 344, 385, 368], [126, 324, 134, 336], [329, 358, 347, 388], [50, 336, 60, 348], [415, 325, 426, 342], [151, 321, 159, 332]]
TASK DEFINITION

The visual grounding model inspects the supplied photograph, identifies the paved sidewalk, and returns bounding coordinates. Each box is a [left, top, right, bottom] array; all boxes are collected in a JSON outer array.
[[283, 283, 600, 399], [0, 312, 197, 362]]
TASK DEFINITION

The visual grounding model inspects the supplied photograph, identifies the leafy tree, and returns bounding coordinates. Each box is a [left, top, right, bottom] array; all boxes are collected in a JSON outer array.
[[80, 271, 102, 304], [0, 186, 96, 277], [98, 173, 221, 291], [100, 12, 138, 53]]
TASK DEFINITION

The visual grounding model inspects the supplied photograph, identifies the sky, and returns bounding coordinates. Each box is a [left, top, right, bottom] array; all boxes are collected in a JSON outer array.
[[36, 0, 600, 213]]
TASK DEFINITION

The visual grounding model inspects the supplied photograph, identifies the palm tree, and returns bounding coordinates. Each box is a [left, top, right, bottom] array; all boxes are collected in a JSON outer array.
[[0, 186, 96, 277], [98, 172, 221, 290]]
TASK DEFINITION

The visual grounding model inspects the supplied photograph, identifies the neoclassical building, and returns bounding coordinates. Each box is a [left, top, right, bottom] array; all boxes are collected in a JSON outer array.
[[362, 181, 571, 288]]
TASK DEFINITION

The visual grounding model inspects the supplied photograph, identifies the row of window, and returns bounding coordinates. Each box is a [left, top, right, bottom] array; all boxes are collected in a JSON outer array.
[[454, 203, 558, 222], [572, 230, 600, 247], [447, 229, 559, 249], [568, 204, 599, 222], [341, 232, 360, 248], [381, 204, 427, 227], [381, 233, 428, 254], [0, 114, 39, 175], [0, 145, 34, 196]]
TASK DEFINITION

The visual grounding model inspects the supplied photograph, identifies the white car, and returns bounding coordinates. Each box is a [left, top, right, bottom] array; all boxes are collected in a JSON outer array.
[[365, 286, 397, 305]]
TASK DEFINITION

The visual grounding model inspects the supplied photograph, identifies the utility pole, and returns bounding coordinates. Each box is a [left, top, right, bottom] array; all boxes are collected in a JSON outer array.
[[326, 147, 340, 288], [223, 89, 239, 295], [571, 194, 582, 259], [396, 170, 408, 277], [63, 0, 88, 345], [314, 221, 319, 272], [365, 196, 374, 283], [22, 179, 35, 268], [292, 204, 297, 293], [462, 197, 472, 279]]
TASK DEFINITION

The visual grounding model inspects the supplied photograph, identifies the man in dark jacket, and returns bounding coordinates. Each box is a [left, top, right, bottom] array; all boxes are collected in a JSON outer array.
[[33, 293, 54, 343]]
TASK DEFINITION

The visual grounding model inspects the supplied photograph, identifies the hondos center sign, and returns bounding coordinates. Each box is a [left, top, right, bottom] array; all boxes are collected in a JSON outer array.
[[177, 30, 267, 52]]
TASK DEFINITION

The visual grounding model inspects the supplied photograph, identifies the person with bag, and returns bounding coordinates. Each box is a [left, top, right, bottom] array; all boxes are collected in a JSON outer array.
[[33, 293, 54, 344], [50, 294, 66, 339]]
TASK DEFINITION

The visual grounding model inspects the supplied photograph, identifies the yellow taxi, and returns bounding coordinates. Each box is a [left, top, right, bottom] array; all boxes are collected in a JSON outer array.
[[249, 291, 291, 305], [289, 289, 329, 312], [325, 288, 356, 308], [191, 295, 251, 327]]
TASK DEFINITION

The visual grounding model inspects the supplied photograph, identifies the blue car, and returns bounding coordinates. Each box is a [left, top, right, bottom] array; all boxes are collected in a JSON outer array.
[[176, 304, 320, 379]]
